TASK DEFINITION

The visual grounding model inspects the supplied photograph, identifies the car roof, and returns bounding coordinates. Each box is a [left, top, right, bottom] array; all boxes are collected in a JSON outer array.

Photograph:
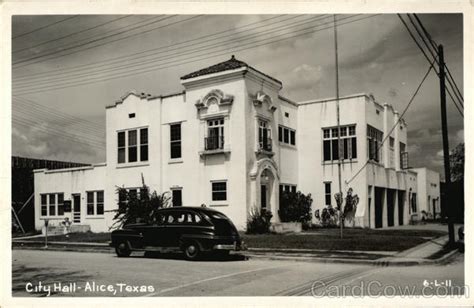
[[157, 206, 220, 214]]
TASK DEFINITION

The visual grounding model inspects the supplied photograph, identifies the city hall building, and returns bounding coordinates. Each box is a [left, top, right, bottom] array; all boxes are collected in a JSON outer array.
[[34, 56, 428, 232]]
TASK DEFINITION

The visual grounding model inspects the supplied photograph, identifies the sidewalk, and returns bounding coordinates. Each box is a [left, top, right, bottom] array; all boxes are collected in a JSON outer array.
[[12, 234, 460, 266]]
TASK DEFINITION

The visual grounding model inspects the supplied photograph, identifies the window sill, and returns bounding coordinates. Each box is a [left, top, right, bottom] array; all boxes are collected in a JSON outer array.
[[279, 142, 297, 149], [116, 162, 150, 169], [85, 216, 105, 219], [209, 203, 228, 207], [168, 158, 184, 164], [199, 148, 231, 156], [40, 217, 65, 220], [322, 160, 358, 165]]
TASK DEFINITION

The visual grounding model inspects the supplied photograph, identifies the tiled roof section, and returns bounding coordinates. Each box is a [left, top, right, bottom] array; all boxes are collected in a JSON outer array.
[[180, 55, 282, 85]]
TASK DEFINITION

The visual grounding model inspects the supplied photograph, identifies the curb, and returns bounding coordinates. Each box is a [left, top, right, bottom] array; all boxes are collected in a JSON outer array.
[[12, 239, 462, 266]]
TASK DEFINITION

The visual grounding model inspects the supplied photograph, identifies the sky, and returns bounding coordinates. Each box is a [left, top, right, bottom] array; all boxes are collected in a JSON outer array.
[[11, 14, 464, 179]]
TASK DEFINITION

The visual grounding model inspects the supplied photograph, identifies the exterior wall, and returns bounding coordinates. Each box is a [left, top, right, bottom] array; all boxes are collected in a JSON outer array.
[[412, 168, 441, 218], [32, 60, 423, 232], [33, 164, 106, 232]]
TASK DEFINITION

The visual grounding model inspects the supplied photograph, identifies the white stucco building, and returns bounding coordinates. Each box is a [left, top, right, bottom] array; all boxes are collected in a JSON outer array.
[[411, 168, 441, 219], [34, 56, 428, 232]]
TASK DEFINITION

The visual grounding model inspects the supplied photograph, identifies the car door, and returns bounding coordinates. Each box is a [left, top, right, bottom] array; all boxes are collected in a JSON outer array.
[[141, 213, 166, 248]]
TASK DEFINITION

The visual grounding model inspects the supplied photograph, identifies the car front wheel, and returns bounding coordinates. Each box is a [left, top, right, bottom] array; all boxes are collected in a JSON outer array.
[[115, 241, 131, 257], [183, 241, 201, 261]]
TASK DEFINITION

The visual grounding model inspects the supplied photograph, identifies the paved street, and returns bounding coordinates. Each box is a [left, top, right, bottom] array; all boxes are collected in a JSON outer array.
[[12, 249, 465, 297]]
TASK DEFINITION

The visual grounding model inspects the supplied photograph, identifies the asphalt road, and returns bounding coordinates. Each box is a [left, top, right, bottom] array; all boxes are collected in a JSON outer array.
[[12, 249, 465, 297]]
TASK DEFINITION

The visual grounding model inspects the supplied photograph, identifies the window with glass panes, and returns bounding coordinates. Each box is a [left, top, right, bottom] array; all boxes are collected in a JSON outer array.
[[367, 125, 383, 162], [278, 125, 296, 146], [279, 184, 297, 194], [212, 181, 227, 201], [324, 182, 331, 206], [258, 120, 272, 151], [117, 128, 148, 163], [322, 125, 357, 162], [170, 123, 182, 158], [172, 189, 183, 207], [41, 193, 64, 216], [206, 119, 224, 150], [87, 191, 105, 215]]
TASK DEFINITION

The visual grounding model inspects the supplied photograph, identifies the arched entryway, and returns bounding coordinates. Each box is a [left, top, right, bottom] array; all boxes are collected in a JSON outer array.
[[249, 158, 280, 223]]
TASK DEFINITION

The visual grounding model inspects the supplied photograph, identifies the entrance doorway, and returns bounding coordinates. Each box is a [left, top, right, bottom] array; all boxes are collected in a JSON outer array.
[[398, 190, 405, 225], [374, 187, 384, 228], [387, 189, 395, 227], [73, 194, 81, 223], [261, 185, 267, 210]]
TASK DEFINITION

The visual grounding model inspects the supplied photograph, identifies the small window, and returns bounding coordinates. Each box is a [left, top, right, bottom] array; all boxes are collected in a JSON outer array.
[[290, 130, 295, 145], [128, 113, 136, 118], [41, 194, 47, 216], [128, 130, 137, 163], [278, 126, 283, 142], [279, 125, 296, 146], [285, 112, 289, 118], [212, 181, 227, 201], [172, 189, 183, 207], [117, 131, 126, 163], [97, 191, 104, 215], [57, 193, 64, 216], [87, 192, 94, 215], [325, 182, 331, 206], [140, 128, 148, 162], [170, 123, 182, 159], [49, 194, 56, 216]]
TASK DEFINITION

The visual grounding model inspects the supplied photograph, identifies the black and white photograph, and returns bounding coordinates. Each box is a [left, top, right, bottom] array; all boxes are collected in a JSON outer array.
[[2, 1, 471, 306]]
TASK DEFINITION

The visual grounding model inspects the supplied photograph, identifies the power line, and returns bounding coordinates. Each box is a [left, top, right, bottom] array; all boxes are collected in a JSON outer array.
[[13, 14, 297, 81], [13, 96, 104, 130], [14, 14, 379, 95], [14, 15, 331, 89], [397, 14, 463, 118], [13, 15, 79, 39], [346, 60, 435, 185], [13, 15, 200, 67], [412, 14, 464, 103], [406, 14, 464, 108], [13, 101, 105, 137], [13, 15, 133, 53], [12, 118, 105, 149]]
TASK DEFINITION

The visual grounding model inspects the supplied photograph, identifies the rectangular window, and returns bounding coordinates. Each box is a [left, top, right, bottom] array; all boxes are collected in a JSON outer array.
[[170, 123, 182, 158], [325, 182, 331, 206], [128, 130, 137, 163], [57, 193, 64, 216], [212, 181, 227, 201], [279, 125, 296, 146], [140, 128, 148, 162], [322, 125, 357, 162], [118, 128, 148, 164], [400, 142, 408, 169], [41, 194, 47, 216], [206, 119, 224, 150], [389, 137, 395, 168], [172, 189, 183, 207], [96, 191, 104, 215], [87, 191, 105, 216], [367, 125, 383, 162], [87, 191, 94, 215], [280, 184, 297, 194], [117, 131, 125, 163], [258, 120, 272, 151], [49, 194, 56, 216]]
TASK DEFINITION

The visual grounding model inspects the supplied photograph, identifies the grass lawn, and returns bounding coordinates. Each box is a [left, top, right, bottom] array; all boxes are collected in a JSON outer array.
[[16, 228, 447, 252], [242, 228, 447, 252]]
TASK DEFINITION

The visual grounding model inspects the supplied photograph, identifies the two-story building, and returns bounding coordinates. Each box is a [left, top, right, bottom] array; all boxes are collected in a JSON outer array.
[[33, 56, 421, 232]]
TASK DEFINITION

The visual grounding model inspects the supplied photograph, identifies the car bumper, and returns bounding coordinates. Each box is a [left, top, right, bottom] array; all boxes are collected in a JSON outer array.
[[213, 240, 247, 251]]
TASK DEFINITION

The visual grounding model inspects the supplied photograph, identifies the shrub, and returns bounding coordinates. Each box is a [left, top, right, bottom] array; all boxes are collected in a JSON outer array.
[[111, 181, 171, 229], [278, 190, 313, 225], [246, 207, 273, 234]]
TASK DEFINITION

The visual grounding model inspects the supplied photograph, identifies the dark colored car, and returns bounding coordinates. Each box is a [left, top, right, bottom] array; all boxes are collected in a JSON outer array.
[[110, 207, 245, 260]]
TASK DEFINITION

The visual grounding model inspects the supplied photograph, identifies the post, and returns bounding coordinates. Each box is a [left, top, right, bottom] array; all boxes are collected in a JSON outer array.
[[44, 219, 49, 248], [438, 44, 455, 245], [333, 15, 343, 238]]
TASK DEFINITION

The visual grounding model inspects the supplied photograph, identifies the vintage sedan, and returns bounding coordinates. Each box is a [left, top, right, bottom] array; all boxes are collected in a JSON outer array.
[[110, 207, 245, 260]]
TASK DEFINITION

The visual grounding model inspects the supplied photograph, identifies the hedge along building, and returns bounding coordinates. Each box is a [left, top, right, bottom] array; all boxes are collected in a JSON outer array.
[[34, 56, 420, 232]]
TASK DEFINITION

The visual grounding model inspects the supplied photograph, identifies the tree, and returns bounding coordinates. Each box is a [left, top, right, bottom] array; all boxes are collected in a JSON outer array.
[[110, 181, 171, 229], [450, 142, 464, 182], [278, 190, 313, 227]]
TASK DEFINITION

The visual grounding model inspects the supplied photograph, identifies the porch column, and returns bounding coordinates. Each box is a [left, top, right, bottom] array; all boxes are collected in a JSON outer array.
[[393, 190, 399, 227], [382, 188, 388, 228]]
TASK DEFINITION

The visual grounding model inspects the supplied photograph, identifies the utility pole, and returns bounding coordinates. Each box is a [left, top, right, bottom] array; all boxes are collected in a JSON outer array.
[[438, 44, 455, 245], [333, 15, 343, 239]]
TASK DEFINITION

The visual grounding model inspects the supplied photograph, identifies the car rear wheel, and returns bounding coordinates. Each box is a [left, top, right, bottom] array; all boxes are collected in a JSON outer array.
[[183, 241, 201, 261], [115, 241, 131, 257]]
